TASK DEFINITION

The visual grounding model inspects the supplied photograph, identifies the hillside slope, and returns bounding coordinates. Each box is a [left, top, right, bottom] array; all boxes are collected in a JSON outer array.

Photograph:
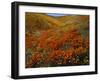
[[26, 13, 64, 33], [26, 13, 89, 34]]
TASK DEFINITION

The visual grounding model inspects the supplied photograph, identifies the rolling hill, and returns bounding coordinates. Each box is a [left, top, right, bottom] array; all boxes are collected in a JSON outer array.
[[25, 12, 89, 34]]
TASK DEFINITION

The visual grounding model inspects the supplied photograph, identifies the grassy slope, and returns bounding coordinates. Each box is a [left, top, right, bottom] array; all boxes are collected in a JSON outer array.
[[26, 13, 64, 33], [26, 13, 89, 32]]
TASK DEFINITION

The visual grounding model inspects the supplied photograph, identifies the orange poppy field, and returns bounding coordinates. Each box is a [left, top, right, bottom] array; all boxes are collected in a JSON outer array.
[[25, 12, 89, 68]]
